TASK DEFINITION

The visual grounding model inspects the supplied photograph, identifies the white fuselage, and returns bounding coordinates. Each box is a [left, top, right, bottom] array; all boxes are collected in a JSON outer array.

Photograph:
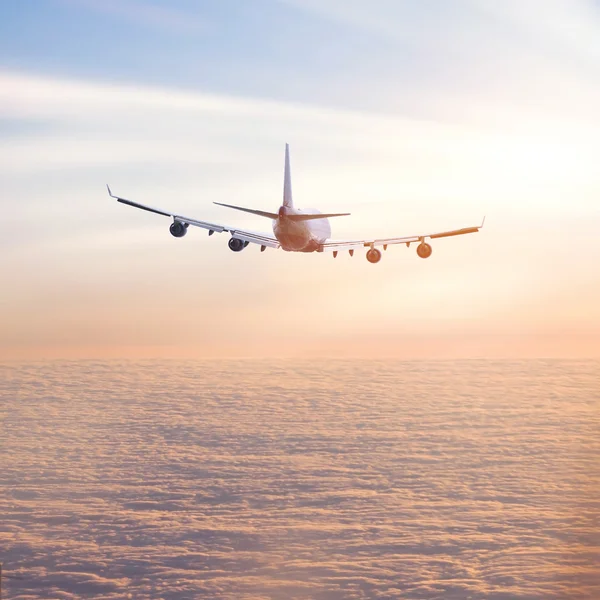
[[272, 207, 332, 252]]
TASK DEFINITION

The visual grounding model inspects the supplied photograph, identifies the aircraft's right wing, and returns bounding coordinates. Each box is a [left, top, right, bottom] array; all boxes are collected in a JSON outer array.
[[320, 218, 485, 255], [108, 186, 280, 250]]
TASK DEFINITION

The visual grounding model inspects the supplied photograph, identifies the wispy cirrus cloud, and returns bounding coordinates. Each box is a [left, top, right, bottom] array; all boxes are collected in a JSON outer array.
[[274, 0, 600, 126], [468, 0, 600, 63], [278, 0, 600, 56]]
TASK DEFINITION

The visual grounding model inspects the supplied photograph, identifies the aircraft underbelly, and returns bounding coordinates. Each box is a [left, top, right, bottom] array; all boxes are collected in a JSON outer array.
[[273, 219, 325, 252]]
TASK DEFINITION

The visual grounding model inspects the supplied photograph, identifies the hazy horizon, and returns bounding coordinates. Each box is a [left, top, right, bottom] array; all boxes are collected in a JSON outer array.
[[2, 333, 600, 361]]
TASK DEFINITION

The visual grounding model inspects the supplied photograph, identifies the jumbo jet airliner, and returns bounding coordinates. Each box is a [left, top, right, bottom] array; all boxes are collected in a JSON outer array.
[[108, 144, 483, 263]]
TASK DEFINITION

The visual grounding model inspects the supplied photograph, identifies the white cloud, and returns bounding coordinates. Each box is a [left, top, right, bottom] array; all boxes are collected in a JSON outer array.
[[468, 0, 600, 64], [276, 0, 600, 127], [279, 0, 600, 59]]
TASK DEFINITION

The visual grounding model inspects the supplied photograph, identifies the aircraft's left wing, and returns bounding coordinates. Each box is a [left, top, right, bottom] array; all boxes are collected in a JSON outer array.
[[320, 218, 485, 256], [108, 186, 280, 250]]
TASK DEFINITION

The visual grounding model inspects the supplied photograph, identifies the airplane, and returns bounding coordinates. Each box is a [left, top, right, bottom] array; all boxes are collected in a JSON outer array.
[[108, 144, 484, 263]]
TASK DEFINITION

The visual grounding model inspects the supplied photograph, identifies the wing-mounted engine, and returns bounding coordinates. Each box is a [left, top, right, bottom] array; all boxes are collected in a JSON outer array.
[[366, 248, 382, 263], [170, 221, 188, 238], [228, 237, 249, 252], [416, 241, 432, 258]]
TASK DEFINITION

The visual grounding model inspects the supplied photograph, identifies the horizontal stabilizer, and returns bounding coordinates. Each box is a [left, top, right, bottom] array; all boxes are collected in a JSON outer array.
[[288, 213, 350, 221], [214, 202, 349, 221], [214, 202, 279, 219]]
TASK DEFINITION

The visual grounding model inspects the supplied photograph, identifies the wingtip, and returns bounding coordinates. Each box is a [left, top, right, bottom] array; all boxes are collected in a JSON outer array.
[[106, 184, 114, 198], [481, 215, 486, 228]]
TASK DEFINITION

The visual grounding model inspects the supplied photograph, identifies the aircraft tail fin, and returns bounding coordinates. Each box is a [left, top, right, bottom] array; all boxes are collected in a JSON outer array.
[[283, 143, 293, 208], [214, 145, 349, 221]]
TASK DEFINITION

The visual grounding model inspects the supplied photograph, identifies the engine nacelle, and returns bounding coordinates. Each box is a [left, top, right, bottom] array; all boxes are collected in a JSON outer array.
[[228, 237, 246, 252], [170, 221, 188, 238], [366, 247, 382, 264], [416, 242, 432, 259]]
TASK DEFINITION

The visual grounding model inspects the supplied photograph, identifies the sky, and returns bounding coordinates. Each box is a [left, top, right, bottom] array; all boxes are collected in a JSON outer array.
[[1, 0, 600, 359]]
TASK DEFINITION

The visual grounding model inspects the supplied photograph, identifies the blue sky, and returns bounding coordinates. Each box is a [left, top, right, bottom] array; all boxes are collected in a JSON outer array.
[[1, 1, 600, 358], [4, 0, 595, 115], [3, 1, 600, 124], [1, 0, 395, 108]]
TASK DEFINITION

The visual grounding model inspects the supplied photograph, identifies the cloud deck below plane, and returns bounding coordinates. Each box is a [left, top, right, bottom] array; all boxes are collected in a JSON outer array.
[[2, 359, 599, 599]]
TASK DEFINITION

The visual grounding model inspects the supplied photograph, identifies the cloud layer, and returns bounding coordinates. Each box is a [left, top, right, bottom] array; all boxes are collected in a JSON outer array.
[[2, 359, 599, 598]]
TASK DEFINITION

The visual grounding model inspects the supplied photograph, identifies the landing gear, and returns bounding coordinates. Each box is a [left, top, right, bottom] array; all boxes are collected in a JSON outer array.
[[416, 242, 432, 259], [366, 248, 382, 264]]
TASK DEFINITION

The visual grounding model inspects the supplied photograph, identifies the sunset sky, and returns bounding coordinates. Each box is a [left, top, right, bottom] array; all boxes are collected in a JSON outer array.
[[1, 0, 599, 359]]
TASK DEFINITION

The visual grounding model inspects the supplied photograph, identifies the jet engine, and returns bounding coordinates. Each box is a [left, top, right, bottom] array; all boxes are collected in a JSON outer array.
[[169, 221, 188, 238], [366, 248, 382, 264], [416, 242, 432, 259], [228, 237, 246, 252]]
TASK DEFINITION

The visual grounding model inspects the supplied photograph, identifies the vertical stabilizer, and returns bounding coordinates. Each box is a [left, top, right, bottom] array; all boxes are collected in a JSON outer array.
[[283, 143, 293, 208]]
